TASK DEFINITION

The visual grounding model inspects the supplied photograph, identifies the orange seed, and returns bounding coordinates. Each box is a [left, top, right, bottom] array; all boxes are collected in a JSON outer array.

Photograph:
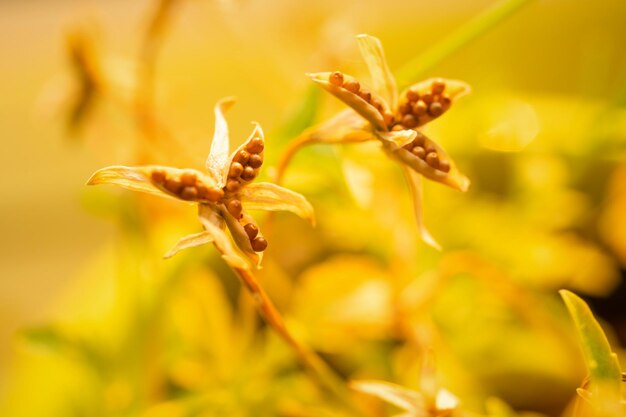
[[329, 71, 344, 86]]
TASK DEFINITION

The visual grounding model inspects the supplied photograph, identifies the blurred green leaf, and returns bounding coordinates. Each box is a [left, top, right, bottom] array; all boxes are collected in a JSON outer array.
[[559, 290, 623, 415]]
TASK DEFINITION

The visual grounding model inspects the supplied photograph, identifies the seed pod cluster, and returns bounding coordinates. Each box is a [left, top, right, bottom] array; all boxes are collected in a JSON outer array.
[[329, 71, 395, 128], [402, 134, 451, 173], [396, 79, 451, 129], [243, 220, 267, 252], [224, 135, 265, 194], [151, 169, 224, 202]]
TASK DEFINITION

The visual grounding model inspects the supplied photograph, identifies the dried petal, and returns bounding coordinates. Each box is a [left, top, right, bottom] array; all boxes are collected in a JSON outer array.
[[403, 168, 442, 250], [308, 72, 389, 131], [356, 34, 397, 109], [377, 128, 416, 148], [350, 380, 424, 412], [206, 97, 237, 187], [239, 182, 315, 225], [163, 231, 214, 259], [198, 204, 250, 269]]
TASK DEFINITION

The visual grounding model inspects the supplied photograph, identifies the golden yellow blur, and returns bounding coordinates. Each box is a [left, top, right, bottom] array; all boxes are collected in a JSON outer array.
[[1, 0, 626, 416]]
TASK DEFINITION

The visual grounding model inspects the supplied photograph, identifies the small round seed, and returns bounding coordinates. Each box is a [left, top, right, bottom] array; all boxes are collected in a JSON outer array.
[[180, 171, 197, 186], [359, 90, 371, 103], [229, 162, 244, 178], [244, 223, 259, 239], [226, 179, 240, 193], [424, 143, 436, 154], [241, 166, 256, 181], [431, 79, 446, 95], [412, 101, 428, 116], [329, 71, 344, 86], [151, 170, 166, 184], [439, 159, 451, 173], [180, 186, 198, 200], [412, 146, 426, 159], [383, 112, 395, 126], [343, 80, 360, 94], [421, 93, 433, 104], [429, 101, 443, 117], [406, 88, 419, 102], [205, 187, 224, 201], [165, 178, 182, 194], [251, 237, 268, 252], [234, 150, 250, 165], [426, 152, 439, 168], [441, 94, 452, 110], [413, 135, 425, 147], [398, 102, 410, 115], [247, 137, 264, 154], [392, 124, 404, 131], [227, 199, 242, 218], [371, 98, 384, 112], [248, 154, 263, 169], [402, 114, 417, 128]]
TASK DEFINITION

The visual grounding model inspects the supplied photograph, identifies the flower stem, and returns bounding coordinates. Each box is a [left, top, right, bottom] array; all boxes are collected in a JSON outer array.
[[274, 131, 320, 185], [231, 264, 366, 415]]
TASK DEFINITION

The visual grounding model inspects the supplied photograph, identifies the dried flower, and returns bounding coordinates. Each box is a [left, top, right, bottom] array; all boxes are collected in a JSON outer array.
[[87, 98, 314, 268], [308, 35, 471, 249]]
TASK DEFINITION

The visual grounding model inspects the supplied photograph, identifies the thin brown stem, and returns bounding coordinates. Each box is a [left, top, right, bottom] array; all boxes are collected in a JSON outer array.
[[274, 131, 321, 185], [231, 265, 367, 416]]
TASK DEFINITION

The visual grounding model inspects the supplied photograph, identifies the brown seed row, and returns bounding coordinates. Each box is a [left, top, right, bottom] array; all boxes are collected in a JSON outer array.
[[225, 136, 265, 194], [151, 169, 224, 202], [243, 222, 267, 252], [396, 79, 451, 129], [329, 71, 395, 128], [402, 136, 451, 173]]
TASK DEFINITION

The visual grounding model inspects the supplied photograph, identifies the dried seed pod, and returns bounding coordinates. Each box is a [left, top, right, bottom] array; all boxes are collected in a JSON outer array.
[[329, 71, 344, 86], [343, 79, 360, 94], [180, 186, 198, 200], [229, 162, 244, 178], [431, 79, 446, 95], [251, 236, 268, 252], [248, 154, 263, 169], [227, 199, 243, 218], [247, 137, 264, 154], [402, 114, 417, 128], [241, 166, 256, 181], [429, 101, 443, 117], [226, 179, 240, 193], [151, 169, 166, 184], [180, 171, 196, 186], [412, 101, 427, 117], [244, 223, 259, 239], [426, 152, 439, 168], [165, 178, 182, 194], [412, 146, 426, 159], [371, 98, 384, 112]]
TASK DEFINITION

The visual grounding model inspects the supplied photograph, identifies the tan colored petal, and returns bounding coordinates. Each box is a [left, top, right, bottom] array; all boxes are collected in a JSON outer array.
[[308, 109, 377, 144], [87, 165, 174, 199], [163, 231, 214, 259], [350, 380, 424, 412], [397, 78, 471, 127], [198, 204, 250, 270], [224, 122, 265, 189], [218, 205, 262, 267], [377, 128, 416, 148], [383, 136, 470, 192], [308, 72, 390, 131], [240, 182, 315, 225], [356, 34, 397, 109], [403, 168, 442, 251], [207, 97, 237, 187]]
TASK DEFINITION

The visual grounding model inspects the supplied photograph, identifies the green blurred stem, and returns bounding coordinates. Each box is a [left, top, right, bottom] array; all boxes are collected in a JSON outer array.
[[395, 0, 534, 85], [232, 265, 366, 415]]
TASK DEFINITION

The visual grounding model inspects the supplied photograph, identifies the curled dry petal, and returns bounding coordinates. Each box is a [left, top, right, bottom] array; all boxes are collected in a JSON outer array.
[[350, 380, 425, 412], [356, 34, 397, 109], [198, 204, 250, 270], [164, 231, 214, 259], [403, 168, 442, 250], [308, 72, 389, 131], [207, 97, 237, 187], [87, 165, 177, 200], [239, 182, 316, 225], [384, 140, 470, 192], [218, 205, 262, 267]]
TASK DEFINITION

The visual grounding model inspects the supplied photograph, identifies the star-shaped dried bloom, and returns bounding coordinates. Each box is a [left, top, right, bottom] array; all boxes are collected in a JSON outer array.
[[308, 35, 471, 249], [87, 98, 314, 268]]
